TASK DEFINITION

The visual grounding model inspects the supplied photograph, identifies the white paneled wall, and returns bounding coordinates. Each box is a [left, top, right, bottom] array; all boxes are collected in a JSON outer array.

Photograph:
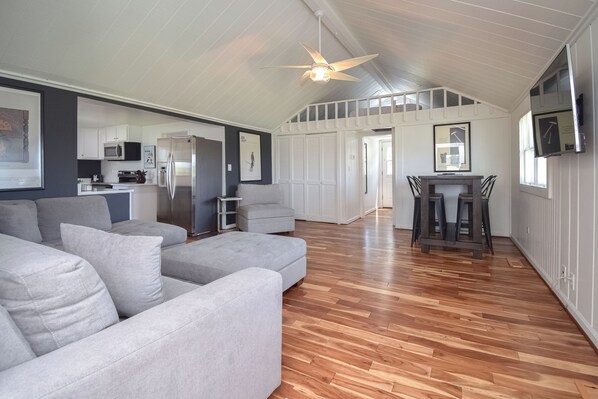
[[511, 13, 598, 346], [393, 116, 511, 236]]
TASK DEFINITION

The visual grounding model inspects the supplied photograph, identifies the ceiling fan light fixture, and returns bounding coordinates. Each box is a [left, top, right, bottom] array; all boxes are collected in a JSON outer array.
[[310, 65, 331, 83]]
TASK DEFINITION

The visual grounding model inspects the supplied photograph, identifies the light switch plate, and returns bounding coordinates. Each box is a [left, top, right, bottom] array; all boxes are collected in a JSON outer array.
[[227, 164, 232, 172]]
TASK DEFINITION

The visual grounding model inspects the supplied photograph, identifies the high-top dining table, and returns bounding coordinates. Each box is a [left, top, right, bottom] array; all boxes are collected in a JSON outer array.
[[419, 175, 484, 259]]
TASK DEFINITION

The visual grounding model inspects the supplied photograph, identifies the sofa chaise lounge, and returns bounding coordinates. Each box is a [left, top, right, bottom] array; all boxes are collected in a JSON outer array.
[[0, 232, 282, 399]]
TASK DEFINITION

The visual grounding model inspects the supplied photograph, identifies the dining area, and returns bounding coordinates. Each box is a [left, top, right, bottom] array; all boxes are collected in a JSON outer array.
[[407, 174, 497, 259]]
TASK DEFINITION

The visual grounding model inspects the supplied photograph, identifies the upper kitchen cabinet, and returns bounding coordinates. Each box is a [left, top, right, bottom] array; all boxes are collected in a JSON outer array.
[[102, 124, 142, 143], [77, 128, 101, 160]]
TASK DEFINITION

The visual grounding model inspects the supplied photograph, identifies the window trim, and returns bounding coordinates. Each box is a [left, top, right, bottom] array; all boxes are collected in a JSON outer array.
[[519, 111, 551, 199]]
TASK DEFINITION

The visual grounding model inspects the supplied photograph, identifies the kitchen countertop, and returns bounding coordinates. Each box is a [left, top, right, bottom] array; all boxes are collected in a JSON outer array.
[[78, 188, 134, 196]]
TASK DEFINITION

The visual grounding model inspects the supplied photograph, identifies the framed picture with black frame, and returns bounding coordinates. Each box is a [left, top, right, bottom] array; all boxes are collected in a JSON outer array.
[[239, 131, 261, 181], [433, 122, 471, 172], [0, 85, 44, 191]]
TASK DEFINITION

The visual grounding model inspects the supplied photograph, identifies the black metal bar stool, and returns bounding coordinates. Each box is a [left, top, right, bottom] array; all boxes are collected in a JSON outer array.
[[455, 175, 497, 254], [407, 176, 447, 246]]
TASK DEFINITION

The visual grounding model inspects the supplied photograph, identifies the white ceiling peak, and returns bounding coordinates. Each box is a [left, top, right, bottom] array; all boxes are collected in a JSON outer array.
[[302, 0, 396, 93]]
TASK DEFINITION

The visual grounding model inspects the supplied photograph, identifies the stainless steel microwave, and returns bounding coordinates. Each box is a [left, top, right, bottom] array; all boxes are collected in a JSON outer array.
[[103, 141, 141, 161]]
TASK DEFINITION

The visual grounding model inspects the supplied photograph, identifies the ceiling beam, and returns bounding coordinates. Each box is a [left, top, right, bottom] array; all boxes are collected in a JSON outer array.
[[302, 0, 396, 94]]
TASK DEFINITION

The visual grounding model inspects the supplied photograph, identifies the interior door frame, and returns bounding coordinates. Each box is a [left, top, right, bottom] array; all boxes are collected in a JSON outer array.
[[379, 139, 393, 208]]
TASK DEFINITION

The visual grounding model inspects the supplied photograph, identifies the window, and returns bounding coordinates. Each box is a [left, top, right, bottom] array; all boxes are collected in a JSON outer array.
[[519, 111, 548, 192]]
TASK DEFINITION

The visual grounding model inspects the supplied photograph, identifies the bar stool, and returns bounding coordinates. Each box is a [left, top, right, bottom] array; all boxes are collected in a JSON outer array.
[[455, 175, 497, 254], [407, 176, 447, 246]]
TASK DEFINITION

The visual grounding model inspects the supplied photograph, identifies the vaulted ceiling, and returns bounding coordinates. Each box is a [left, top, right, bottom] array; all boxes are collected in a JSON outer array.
[[0, 0, 596, 131]]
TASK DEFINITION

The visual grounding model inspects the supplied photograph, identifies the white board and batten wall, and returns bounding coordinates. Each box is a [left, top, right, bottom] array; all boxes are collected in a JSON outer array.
[[510, 11, 598, 347]]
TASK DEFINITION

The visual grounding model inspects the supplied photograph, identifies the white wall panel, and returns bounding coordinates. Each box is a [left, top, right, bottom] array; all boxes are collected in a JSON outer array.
[[393, 115, 511, 236], [344, 132, 360, 223], [511, 15, 598, 347]]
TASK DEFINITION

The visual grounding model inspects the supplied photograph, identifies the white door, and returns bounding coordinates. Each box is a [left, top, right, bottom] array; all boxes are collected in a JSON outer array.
[[380, 140, 393, 208]]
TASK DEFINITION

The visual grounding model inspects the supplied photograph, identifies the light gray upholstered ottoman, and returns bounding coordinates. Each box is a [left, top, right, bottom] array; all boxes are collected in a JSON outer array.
[[161, 232, 306, 292]]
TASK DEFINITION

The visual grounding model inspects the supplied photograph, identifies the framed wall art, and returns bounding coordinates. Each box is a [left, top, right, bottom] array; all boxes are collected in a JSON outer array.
[[239, 131, 261, 181], [143, 145, 156, 168], [433, 122, 471, 172], [0, 86, 43, 191]]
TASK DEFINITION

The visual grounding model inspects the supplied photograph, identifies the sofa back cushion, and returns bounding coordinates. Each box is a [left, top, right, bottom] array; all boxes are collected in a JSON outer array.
[[0, 200, 43, 243], [0, 305, 36, 371], [237, 184, 282, 207], [61, 224, 165, 317], [35, 196, 112, 242], [0, 233, 119, 356]]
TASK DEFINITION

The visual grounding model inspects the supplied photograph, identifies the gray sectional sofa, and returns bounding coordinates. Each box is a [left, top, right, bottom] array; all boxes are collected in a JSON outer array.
[[0, 196, 187, 248], [0, 196, 284, 398]]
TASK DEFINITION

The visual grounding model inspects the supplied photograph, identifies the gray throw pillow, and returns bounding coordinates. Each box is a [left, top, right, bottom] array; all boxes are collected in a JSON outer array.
[[0, 233, 119, 356], [0, 201, 43, 243], [61, 223, 165, 317], [0, 305, 36, 371]]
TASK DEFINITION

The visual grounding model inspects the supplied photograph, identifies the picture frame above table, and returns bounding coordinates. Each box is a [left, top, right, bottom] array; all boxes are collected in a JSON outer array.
[[433, 122, 471, 172], [0, 85, 43, 191]]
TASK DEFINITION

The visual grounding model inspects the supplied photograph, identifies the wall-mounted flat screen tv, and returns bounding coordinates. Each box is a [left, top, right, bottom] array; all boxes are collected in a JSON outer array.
[[530, 44, 585, 157]]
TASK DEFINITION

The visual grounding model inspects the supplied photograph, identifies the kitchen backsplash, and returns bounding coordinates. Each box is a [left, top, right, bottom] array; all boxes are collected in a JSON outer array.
[[101, 160, 156, 184]]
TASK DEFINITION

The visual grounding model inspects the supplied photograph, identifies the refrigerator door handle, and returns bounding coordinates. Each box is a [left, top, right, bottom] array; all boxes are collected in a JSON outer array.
[[169, 153, 176, 200], [165, 153, 173, 200]]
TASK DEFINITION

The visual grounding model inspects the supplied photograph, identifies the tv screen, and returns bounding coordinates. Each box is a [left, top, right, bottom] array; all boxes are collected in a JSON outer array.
[[530, 44, 585, 157]]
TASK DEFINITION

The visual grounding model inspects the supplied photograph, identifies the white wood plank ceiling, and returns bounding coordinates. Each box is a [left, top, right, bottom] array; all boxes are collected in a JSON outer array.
[[0, 0, 596, 131]]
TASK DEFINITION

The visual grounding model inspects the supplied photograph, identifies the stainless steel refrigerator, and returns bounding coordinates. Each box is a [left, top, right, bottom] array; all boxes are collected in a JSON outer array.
[[157, 136, 222, 236]]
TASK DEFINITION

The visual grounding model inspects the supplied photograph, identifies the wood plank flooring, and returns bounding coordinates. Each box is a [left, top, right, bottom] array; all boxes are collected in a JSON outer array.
[[270, 210, 598, 399]]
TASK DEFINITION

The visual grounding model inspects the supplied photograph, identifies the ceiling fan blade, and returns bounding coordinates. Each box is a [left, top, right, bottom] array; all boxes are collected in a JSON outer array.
[[260, 65, 311, 69], [329, 54, 378, 72], [300, 43, 328, 65], [329, 71, 361, 82]]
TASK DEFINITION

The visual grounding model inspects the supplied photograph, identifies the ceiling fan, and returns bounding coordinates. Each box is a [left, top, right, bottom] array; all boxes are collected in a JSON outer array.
[[264, 10, 378, 84]]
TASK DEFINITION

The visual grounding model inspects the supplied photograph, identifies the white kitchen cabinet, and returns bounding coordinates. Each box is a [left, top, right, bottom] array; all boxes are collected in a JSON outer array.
[[77, 128, 101, 160], [102, 125, 142, 143]]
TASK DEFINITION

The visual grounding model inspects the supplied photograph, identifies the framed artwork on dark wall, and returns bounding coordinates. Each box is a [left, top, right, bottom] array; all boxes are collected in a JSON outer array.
[[239, 131, 261, 181], [0, 85, 44, 191], [433, 122, 471, 172], [143, 145, 156, 168]]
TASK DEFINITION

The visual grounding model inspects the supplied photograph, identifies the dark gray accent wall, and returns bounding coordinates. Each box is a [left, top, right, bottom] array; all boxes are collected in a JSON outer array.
[[225, 126, 272, 197], [0, 77, 78, 200], [0, 77, 272, 206]]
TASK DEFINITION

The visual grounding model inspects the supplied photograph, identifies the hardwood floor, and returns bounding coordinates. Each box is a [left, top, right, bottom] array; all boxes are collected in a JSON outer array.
[[270, 209, 598, 399]]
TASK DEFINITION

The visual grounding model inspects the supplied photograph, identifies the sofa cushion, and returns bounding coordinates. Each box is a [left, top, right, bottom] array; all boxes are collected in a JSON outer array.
[[61, 223, 165, 317], [0, 200, 43, 243], [36, 196, 112, 242], [237, 184, 282, 206], [161, 276, 200, 301], [0, 305, 36, 371], [110, 219, 187, 247], [0, 233, 119, 356], [237, 203, 294, 219]]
